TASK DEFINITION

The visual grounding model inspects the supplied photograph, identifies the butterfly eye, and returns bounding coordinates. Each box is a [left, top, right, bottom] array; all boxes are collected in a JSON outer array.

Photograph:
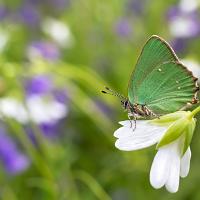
[[121, 100, 125, 106], [123, 101, 129, 109]]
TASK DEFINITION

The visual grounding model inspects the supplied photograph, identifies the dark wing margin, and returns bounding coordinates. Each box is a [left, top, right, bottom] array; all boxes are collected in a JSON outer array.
[[128, 35, 179, 104]]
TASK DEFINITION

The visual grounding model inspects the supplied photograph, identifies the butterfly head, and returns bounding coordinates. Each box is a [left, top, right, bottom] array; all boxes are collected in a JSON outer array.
[[120, 99, 129, 110], [101, 86, 128, 110]]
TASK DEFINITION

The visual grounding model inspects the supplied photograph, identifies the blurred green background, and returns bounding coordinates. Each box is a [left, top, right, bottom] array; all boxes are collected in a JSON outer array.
[[0, 0, 200, 199]]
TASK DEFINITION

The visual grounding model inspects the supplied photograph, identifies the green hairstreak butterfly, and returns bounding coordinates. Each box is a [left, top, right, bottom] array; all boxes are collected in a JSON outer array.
[[102, 35, 199, 125]]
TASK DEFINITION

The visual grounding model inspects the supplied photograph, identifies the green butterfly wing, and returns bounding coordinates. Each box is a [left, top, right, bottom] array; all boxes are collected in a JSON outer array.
[[137, 61, 198, 113], [128, 35, 198, 114]]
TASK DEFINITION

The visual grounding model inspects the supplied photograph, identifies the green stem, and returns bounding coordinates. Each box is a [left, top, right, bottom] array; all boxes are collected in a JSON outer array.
[[190, 106, 200, 117], [73, 170, 112, 200]]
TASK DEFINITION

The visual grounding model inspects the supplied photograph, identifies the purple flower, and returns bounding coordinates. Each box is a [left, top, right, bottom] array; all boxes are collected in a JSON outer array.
[[17, 3, 40, 26], [115, 18, 132, 37], [127, 0, 146, 15], [28, 41, 60, 61], [0, 128, 30, 174], [167, 6, 200, 38], [95, 99, 114, 117], [39, 122, 59, 138], [170, 38, 188, 53], [25, 75, 52, 96], [167, 6, 179, 19], [48, 0, 70, 11], [0, 6, 8, 20], [53, 89, 68, 104], [26, 121, 60, 143]]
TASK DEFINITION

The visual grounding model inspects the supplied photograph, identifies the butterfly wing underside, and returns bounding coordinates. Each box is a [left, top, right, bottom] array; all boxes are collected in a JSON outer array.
[[128, 35, 198, 114]]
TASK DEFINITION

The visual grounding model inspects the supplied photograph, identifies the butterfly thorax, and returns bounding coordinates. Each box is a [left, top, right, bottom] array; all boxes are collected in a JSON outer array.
[[122, 100, 156, 119]]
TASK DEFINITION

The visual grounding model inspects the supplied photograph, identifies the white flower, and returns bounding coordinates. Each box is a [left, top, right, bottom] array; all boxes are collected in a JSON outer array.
[[0, 98, 28, 123], [169, 16, 199, 38], [42, 18, 74, 48], [179, 0, 199, 13], [150, 138, 191, 193], [26, 96, 68, 124], [0, 96, 68, 124], [114, 111, 196, 193], [181, 59, 200, 81]]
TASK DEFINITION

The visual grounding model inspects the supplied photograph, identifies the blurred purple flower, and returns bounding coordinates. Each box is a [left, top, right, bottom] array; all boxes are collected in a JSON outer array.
[[18, 3, 40, 26], [28, 41, 60, 61], [167, 6, 200, 38], [39, 122, 59, 138], [127, 0, 146, 15], [0, 128, 30, 174], [26, 75, 52, 96], [170, 38, 188, 53], [26, 0, 41, 5], [48, 0, 70, 11], [53, 89, 69, 104], [115, 19, 132, 37], [0, 6, 8, 20], [95, 99, 113, 117], [26, 121, 60, 143], [167, 6, 179, 19], [25, 0, 70, 13]]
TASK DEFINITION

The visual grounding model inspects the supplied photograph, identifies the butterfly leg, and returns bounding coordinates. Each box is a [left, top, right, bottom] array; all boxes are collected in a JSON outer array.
[[150, 110, 160, 119], [142, 105, 159, 119], [128, 113, 137, 131]]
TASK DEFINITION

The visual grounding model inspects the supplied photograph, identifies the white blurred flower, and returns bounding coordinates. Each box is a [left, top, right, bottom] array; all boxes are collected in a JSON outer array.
[[42, 18, 74, 48], [114, 111, 197, 193], [181, 59, 200, 80], [179, 0, 199, 13], [27, 41, 60, 61], [169, 16, 199, 38], [26, 96, 68, 124], [0, 98, 28, 123], [167, 5, 200, 38], [0, 96, 68, 124]]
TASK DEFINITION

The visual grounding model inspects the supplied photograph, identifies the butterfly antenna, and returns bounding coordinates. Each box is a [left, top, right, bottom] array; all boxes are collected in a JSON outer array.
[[101, 86, 126, 100]]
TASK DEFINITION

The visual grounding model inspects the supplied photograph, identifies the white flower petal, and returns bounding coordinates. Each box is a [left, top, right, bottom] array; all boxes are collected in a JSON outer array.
[[26, 96, 68, 124], [165, 140, 181, 193], [114, 120, 167, 151], [150, 146, 171, 189], [119, 120, 149, 127], [114, 126, 133, 138], [115, 133, 161, 151], [180, 147, 191, 178], [165, 157, 180, 193]]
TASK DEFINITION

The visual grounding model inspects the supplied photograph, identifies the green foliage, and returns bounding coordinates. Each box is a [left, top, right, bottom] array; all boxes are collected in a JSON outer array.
[[0, 0, 199, 200]]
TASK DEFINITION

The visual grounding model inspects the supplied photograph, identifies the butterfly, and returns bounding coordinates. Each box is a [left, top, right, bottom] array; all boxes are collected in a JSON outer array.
[[102, 35, 199, 127]]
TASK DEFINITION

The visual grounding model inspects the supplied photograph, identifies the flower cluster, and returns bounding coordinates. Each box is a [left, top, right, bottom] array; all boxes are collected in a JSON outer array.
[[167, 0, 200, 53], [114, 109, 199, 193]]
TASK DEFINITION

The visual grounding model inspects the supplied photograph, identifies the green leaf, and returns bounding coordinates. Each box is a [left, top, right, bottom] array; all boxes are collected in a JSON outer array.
[[151, 111, 188, 125], [156, 117, 189, 148], [182, 118, 196, 156]]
